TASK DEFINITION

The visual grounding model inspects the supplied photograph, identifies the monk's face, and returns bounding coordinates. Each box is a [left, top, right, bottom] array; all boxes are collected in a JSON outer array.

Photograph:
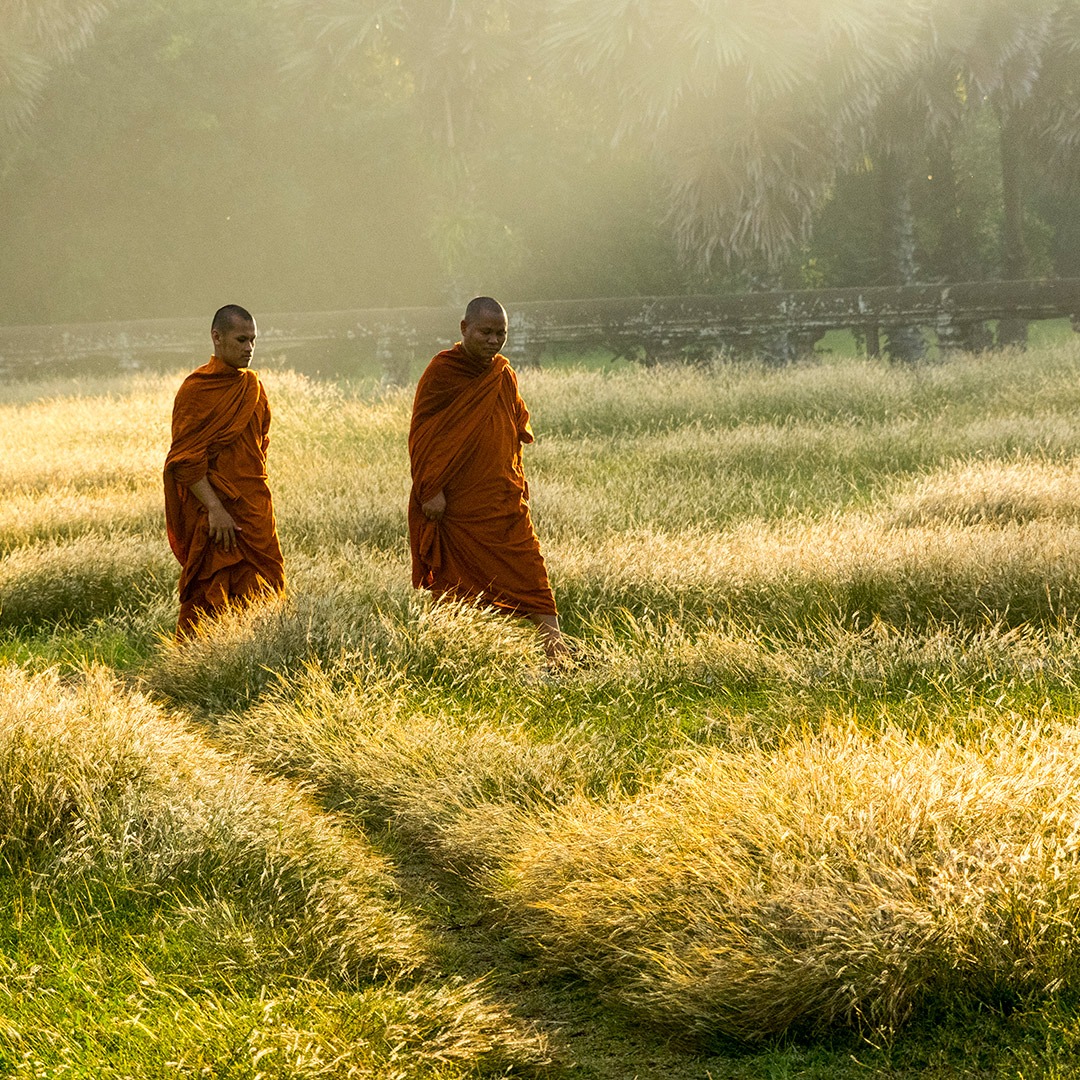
[[212, 317, 257, 370], [460, 308, 507, 364]]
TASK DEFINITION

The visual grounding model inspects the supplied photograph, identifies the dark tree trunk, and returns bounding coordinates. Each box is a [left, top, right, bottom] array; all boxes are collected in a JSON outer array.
[[878, 149, 926, 362], [997, 104, 1029, 349], [927, 138, 993, 353]]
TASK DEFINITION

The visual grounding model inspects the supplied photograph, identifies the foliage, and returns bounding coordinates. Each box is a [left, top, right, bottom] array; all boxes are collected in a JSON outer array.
[[3, 1, 1080, 328], [0, 0, 124, 137]]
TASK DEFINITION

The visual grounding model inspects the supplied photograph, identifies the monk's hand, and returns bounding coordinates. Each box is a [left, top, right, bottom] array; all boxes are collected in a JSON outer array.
[[422, 490, 446, 521], [207, 503, 239, 551]]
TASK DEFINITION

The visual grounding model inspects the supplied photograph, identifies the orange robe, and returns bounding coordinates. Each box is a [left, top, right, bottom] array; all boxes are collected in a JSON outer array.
[[164, 355, 285, 636], [409, 343, 557, 617]]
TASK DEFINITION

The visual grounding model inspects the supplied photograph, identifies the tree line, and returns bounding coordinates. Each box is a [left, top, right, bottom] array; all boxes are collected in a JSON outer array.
[[2, 0, 1078, 358]]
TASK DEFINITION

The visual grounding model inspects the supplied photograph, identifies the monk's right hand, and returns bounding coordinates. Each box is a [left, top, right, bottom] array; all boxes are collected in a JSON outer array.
[[422, 490, 446, 521], [207, 503, 240, 551]]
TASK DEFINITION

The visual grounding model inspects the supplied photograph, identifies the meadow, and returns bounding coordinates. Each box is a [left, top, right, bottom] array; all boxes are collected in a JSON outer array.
[[4, 341, 1080, 1076]]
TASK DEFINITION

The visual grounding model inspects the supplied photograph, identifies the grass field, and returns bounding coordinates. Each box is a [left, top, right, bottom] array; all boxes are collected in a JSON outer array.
[[5, 340, 1080, 1076]]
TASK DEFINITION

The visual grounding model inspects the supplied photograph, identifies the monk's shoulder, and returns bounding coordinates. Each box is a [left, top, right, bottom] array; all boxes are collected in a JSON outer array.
[[172, 370, 206, 417], [414, 349, 468, 402], [420, 348, 461, 378], [172, 366, 260, 433], [499, 359, 527, 402], [173, 358, 229, 400]]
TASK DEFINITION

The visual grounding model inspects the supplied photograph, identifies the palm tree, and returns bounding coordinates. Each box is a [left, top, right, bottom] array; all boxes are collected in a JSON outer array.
[[1030, 1, 1080, 185], [274, 0, 541, 149], [994, 0, 1080, 344], [538, 0, 942, 361], [541, 0, 937, 268], [273, 0, 545, 298], [0, 0, 121, 136], [939, 0, 1057, 348]]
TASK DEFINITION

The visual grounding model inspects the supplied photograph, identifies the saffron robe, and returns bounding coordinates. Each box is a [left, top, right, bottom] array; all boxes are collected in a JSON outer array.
[[408, 344, 557, 617], [164, 355, 285, 635]]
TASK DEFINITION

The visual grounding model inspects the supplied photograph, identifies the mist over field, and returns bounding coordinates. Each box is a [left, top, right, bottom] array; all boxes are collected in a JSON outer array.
[[7, 2, 1080, 1077]]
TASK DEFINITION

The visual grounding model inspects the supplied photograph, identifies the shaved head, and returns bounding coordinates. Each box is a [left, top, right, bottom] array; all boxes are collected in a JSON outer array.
[[463, 296, 505, 324], [211, 304, 254, 334]]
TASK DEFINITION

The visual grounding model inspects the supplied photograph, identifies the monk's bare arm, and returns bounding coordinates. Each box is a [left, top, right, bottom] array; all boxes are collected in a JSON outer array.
[[188, 476, 239, 551], [421, 489, 446, 521]]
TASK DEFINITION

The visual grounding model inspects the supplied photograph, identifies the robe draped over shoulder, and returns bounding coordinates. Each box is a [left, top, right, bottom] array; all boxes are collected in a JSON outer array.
[[164, 355, 285, 634], [408, 344, 557, 617]]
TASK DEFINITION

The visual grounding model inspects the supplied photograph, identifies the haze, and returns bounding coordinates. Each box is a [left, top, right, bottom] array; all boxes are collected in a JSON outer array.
[[2, 0, 1078, 327]]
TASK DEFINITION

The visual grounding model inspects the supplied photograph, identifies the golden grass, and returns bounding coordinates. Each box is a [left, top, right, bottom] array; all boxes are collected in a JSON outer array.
[[171, 621, 1080, 1043], [0, 380, 172, 489], [203, 655, 625, 872], [0, 483, 162, 551], [524, 343, 1080, 438], [550, 515, 1080, 631], [141, 552, 552, 710], [9, 348, 1080, 1052], [887, 457, 1080, 526], [498, 719, 1080, 1041], [0, 664, 551, 1075], [0, 533, 175, 628], [0, 663, 419, 981]]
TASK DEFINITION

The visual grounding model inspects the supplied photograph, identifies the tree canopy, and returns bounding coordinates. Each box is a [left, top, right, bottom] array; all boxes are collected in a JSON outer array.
[[0, 0, 1077, 327]]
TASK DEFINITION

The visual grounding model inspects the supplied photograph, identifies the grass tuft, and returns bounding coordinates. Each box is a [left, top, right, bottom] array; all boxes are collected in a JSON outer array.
[[0, 663, 418, 982]]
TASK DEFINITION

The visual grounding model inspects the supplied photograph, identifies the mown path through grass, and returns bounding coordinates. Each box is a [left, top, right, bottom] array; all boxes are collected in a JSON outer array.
[[359, 820, 736, 1079]]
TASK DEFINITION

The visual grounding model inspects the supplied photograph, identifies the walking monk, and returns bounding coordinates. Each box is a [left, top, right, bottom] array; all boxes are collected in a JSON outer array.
[[409, 296, 568, 663], [164, 304, 285, 637]]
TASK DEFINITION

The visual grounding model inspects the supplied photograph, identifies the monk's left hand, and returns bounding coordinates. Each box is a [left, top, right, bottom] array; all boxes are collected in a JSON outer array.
[[189, 476, 240, 551], [422, 490, 446, 521], [207, 503, 240, 551]]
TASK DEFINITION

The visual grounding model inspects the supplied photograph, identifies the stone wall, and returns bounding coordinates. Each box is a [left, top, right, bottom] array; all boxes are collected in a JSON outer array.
[[2, 280, 1077, 380]]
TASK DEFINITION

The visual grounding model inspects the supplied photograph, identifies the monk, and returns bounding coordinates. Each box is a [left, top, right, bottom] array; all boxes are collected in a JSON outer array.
[[409, 296, 568, 662], [164, 304, 285, 637]]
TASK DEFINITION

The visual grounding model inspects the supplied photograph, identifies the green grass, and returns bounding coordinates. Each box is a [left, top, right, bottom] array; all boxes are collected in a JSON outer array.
[[0, 875, 544, 1080], [6, 343, 1080, 1075]]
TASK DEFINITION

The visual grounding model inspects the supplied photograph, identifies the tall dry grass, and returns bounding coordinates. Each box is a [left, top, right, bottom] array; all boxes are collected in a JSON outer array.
[[182, 633, 1080, 1043], [0, 663, 417, 981], [498, 720, 1080, 1041], [0, 663, 550, 1075], [0, 533, 175, 628], [8, 344, 1080, 1052], [8, 350, 1080, 639], [550, 516, 1080, 632]]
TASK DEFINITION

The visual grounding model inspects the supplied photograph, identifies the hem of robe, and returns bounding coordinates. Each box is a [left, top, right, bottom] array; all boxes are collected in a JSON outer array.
[[408, 503, 557, 618], [176, 563, 285, 638], [419, 580, 558, 619]]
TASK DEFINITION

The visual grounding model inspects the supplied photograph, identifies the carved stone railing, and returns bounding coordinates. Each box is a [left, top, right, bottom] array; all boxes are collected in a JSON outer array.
[[2, 279, 1077, 381]]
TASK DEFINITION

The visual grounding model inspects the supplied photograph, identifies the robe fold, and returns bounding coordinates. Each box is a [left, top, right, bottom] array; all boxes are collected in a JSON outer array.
[[164, 355, 285, 635], [408, 343, 557, 617]]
